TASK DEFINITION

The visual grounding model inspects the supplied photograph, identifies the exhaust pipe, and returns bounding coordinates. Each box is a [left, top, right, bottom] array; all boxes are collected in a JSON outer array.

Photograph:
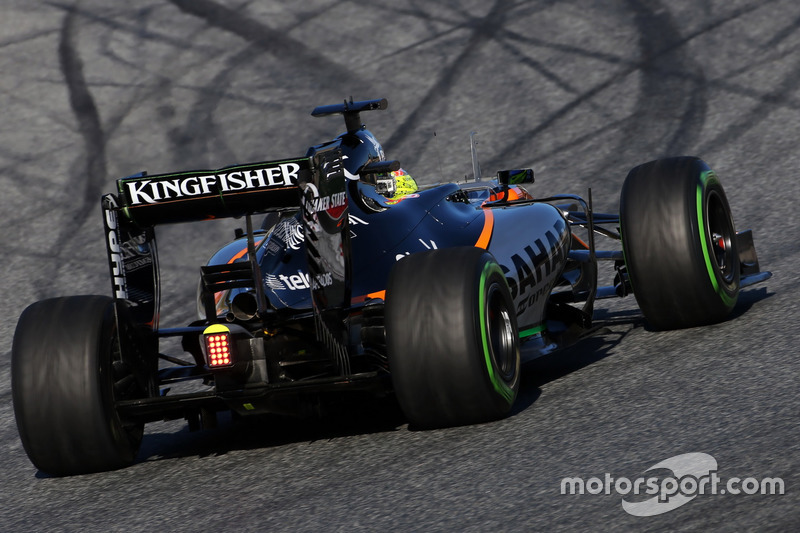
[[230, 291, 259, 321]]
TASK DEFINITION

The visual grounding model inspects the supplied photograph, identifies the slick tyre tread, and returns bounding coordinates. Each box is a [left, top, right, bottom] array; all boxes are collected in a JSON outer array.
[[620, 157, 740, 330], [12, 295, 144, 476], [385, 246, 520, 429]]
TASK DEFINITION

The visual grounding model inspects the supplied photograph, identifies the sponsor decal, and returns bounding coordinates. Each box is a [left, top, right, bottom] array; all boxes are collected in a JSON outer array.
[[321, 156, 344, 182], [264, 274, 286, 291], [348, 214, 368, 239], [341, 155, 362, 181], [266, 239, 283, 256], [268, 270, 333, 291], [273, 218, 305, 251], [302, 181, 320, 202], [103, 195, 128, 299], [312, 272, 334, 290], [120, 233, 153, 272], [271, 214, 366, 248], [500, 218, 568, 315], [123, 162, 302, 206], [311, 191, 347, 215]]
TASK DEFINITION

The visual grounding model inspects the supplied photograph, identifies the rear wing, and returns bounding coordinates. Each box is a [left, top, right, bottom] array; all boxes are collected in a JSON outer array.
[[116, 157, 313, 226], [102, 150, 351, 351]]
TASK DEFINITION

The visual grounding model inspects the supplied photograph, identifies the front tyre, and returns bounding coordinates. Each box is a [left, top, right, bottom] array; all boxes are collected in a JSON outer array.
[[620, 157, 740, 330], [385, 246, 520, 428], [12, 296, 147, 476]]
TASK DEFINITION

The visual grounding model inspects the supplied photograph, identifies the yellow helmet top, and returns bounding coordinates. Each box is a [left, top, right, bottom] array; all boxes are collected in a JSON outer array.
[[388, 169, 418, 198]]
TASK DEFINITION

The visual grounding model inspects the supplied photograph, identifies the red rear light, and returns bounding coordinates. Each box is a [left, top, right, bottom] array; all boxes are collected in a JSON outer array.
[[205, 331, 233, 367]]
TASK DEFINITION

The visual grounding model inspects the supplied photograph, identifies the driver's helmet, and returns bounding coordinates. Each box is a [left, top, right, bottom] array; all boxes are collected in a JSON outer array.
[[375, 168, 418, 198], [338, 129, 385, 175]]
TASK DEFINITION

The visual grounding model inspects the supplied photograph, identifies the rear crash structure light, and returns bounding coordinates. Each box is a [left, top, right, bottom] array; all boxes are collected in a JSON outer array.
[[203, 325, 234, 367]]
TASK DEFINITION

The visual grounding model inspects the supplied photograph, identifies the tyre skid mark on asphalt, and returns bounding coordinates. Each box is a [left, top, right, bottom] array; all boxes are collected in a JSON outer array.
[[35, 4, 110, 299], [383, 0, 517, 154], [765, 9, 800, 48], [0, 27, 59, 50], [614, 0, 781, 162], [94, 10, 231, 164], [695, 57, 800, 156], [375, 1, 555, 62], [624, 0, 708, 158], [172, 0, 343, 163], [48, 1, 217, 52], [163, 0, 370, 167], [59, 6, 107, 203], [167, 0, 359, 83], [172, 44, 264, 167], [485, 0, 774, 180]]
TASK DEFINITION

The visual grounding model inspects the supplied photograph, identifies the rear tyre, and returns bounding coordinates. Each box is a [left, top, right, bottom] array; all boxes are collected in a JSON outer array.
[[12, 295, 148, 476], [620, 157, 740, 330], [385, 246, 520, 428]]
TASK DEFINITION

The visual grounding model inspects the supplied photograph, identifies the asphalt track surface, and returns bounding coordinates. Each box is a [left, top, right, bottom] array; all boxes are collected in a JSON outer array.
[[0, 1, 797, 531]]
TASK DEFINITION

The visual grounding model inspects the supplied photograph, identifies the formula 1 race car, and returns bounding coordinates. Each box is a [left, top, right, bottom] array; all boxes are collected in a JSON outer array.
[[12, 98, 771, 476]]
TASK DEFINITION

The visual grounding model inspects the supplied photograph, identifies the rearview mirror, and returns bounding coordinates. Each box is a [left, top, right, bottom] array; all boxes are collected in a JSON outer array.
[[497, 168, 534, 185]]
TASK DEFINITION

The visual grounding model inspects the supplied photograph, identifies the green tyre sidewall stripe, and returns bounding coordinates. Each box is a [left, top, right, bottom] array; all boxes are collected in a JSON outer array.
[[478, 261, 517, 405], [697, 170, 737, 308]]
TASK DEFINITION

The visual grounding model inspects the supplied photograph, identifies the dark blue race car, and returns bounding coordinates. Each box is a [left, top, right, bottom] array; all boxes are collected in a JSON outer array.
[[12, 98, 771, 476]]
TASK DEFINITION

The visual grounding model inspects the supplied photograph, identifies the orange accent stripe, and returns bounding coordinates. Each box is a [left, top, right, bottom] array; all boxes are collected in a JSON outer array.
[[210, 237, 266, 308], [475, 208, 494, 249], [351, 290, 387, 305], [368, 290, 386, 300], [228, 237, 265, 264], [572, 233, 589, 249]]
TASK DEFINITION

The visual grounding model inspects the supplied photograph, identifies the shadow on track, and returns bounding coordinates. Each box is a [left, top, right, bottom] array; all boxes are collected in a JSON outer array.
[[133, 287, 772, 469], [136, 392, 407, 466], [514, 307, 644, 416], [135, 321, 640, 467]]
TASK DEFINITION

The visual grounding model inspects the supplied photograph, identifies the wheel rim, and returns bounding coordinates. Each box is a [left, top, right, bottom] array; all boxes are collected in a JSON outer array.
[[706, 190, 736, 284], [486, 283, 516, 382]]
